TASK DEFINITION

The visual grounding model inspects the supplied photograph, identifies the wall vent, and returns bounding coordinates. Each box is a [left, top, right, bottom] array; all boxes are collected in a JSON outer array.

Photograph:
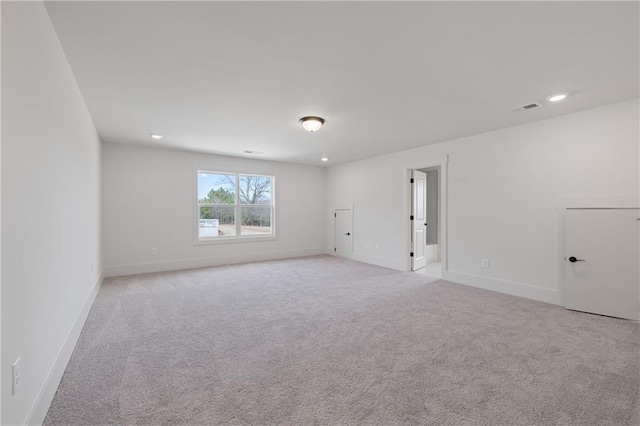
[[511, 102, 542, 113]]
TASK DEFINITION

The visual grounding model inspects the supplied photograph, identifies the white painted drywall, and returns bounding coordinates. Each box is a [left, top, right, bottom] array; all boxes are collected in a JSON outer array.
[[102, 143, 326, 276], [0, 1, 4, 421], [326, 99, 639, 305], [1, 2, 102, 424]]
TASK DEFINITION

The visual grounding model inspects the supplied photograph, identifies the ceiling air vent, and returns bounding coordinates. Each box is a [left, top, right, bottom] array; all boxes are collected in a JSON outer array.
[[511, 102, 542, 113]]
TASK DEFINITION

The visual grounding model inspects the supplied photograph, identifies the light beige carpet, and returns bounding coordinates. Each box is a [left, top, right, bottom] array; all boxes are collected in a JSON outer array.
[[45, 255, 639, 425]]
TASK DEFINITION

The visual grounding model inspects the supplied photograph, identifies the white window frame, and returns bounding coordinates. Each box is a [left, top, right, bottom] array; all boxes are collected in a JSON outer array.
[[194, 169, 277, 245]]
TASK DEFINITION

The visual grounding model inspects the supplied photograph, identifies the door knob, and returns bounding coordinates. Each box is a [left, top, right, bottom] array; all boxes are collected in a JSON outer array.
[[568, 256, 586, 263], [345, 232, 350, 236]]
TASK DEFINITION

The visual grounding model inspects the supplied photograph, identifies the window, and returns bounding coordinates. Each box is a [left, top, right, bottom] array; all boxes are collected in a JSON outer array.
[[196, 171, 275, 242]]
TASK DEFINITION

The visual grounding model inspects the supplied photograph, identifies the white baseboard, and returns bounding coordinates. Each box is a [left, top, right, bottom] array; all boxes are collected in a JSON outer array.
[[443, 270, 561, 306], [326, 249, 406, 271], [425, 244, 439, 263], [104, 247, 327, 277], [26, 271, 104, 426], [326, 250, 560, 305]]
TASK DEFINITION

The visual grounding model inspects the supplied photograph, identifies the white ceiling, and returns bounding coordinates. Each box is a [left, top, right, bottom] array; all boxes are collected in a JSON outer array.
[[45, 1, 639, 166]]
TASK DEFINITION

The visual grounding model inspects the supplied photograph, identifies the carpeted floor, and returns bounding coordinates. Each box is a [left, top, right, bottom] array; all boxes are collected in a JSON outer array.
[[45, 255, 639, 425]]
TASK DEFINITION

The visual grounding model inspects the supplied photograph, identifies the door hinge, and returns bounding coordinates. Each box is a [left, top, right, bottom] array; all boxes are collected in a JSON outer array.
[[410, 215, 414, 220], [334, 248, 336, 252], [410, 178, 414, 183], [334, 213, 336, 218], [410, 252, 414, 257]]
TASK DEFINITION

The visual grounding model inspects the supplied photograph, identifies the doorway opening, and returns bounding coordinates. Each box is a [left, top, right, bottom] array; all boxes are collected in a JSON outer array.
[[410, 166, 442, 278]]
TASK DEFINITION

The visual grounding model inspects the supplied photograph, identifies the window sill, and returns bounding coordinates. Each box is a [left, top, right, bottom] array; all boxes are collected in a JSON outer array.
[[193, 235, 278, 246]]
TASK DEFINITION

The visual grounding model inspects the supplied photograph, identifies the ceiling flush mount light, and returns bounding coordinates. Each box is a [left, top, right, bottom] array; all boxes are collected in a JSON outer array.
[[321, 157, 329, 162], [150, 133, 164, 140], [300, 116, 325, 132], [547, 93, 568, 102]]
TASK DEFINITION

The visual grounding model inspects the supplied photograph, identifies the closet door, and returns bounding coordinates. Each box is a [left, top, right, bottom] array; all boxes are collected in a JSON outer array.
[[565, 208, 639, 320]]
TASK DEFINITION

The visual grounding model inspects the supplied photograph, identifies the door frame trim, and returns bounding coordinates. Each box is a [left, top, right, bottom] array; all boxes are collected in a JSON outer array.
[[403, 155, 449, 273]]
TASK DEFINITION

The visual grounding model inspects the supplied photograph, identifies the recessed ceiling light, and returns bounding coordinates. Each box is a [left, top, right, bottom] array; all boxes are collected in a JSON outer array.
[[150, 133, 164, 140], [321, 157, 329, 162], [547, 93, 568, 102], [300, 116, 325, 132]]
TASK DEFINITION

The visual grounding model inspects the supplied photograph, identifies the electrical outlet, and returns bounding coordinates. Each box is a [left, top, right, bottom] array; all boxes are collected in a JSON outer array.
[[151, 247, 158, 255], [90, 262, 94, 272], [12, 357, 21, 395], [290, 238, 295, 245], [482, 258, 489, 268], [375, 243, 380, 251]]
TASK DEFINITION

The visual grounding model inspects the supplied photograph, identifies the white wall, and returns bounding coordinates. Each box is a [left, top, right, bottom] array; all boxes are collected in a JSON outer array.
[[0, 2, 4, 421], [1, 2, 102, 424], [102, 143, 326, 276], [327, 99, 639, 305]]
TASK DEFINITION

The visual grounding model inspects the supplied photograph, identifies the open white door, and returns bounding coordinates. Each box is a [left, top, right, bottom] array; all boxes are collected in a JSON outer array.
[[411, 170, 427, 271], [335, 209, 352, 257], [565, 208, 639, 320]]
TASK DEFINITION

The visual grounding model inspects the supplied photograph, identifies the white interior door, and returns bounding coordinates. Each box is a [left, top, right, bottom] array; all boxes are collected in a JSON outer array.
[[565, 208, 639, 320], [412, 170, 427, 271], [335, 209, 352, 257]]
